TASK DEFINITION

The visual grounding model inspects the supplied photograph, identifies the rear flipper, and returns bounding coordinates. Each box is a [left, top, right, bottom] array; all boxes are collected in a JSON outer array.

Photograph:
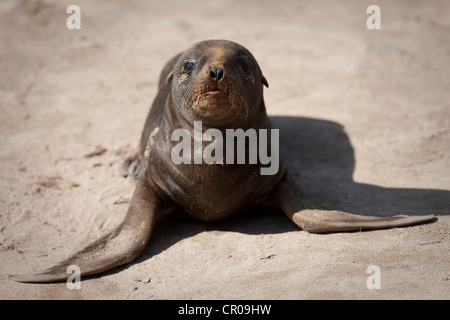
[[272, 174, 436, 233], [10, 175, 167, 283]]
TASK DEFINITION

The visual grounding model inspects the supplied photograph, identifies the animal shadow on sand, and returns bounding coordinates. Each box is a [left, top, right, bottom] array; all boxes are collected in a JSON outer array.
[[108, 116, 449, 277]]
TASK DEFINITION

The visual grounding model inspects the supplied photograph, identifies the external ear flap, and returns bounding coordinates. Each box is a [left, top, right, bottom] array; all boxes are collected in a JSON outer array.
[[262, 75, 269, 88], [165, 71, 174, 84]]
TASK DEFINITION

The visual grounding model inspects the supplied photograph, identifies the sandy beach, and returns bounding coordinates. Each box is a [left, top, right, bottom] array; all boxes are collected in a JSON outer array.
[[0, 0, 449, 299]]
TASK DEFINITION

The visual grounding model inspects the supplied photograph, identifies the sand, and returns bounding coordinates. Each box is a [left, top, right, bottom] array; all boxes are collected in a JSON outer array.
[[0, 0, 449, 300]]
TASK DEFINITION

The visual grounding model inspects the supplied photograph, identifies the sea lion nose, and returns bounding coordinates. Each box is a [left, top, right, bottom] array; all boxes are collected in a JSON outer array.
[[210, 66, 224, 81]]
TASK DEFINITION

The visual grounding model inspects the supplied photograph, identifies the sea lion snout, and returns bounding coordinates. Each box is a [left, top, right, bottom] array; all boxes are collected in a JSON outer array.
[[209, 66, 224, 82], [202, 64, 227, 93]]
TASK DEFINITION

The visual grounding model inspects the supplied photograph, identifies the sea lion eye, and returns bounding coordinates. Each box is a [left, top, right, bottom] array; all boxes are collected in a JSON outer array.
[[238, 56, 250, 72], [183, 60, 196, 74]]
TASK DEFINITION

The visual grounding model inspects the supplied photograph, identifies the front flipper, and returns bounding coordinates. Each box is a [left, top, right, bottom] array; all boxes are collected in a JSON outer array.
[[272, 174, 435, 233], [10, 175, 168, 283], [120, 153, 143, 179]]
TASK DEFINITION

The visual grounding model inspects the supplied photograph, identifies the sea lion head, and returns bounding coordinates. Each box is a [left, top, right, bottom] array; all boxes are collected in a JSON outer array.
[[166, 40, 269, 127]]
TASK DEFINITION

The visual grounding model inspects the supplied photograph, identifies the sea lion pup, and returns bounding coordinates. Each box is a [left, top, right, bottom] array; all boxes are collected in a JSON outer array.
[[10, 40, 435, 283]]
